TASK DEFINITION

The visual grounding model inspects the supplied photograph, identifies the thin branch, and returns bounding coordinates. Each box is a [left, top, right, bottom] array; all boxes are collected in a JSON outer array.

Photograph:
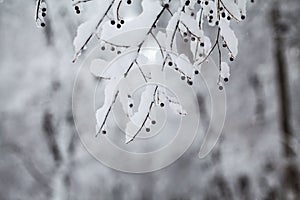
[[126, 85, 159, 143], [72, 0, 93, 6], [150, 32, 164, 58], [100, 39, 130, 48], [217, 39, 221, 71], [124, 5, 167, 77], [173, 61, 192, 80], [170, 6, 186, 50], [35, 0, 42, 22], [161, 54, 170, 71], [170, 20, 180, 50], [221, 36, 234, 57], [195, 28, 220, 66], [134, 60, 148, 82], [124, 43, 142, 77], [73, 0, 116, 62], [96, 90, 120, 136], [217, 38, 222, 84], [198, 7, 203, 29], [116, 0, 122, 21], [166, 7, 173, 16], [220, 0, 240, 22], [179, 21, 201, 41]]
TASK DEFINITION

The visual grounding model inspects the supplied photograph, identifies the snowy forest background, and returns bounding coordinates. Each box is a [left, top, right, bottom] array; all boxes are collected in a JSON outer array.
[[1, 0, 300, 199]]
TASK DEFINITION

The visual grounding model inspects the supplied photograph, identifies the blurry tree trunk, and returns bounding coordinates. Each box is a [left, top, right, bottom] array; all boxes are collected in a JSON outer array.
[[249, 73, 265, 124], [42, 110, 64, 200], [270, 3, 300, 200], [42, 107, 78, 200], [270, 2, 293, 158]]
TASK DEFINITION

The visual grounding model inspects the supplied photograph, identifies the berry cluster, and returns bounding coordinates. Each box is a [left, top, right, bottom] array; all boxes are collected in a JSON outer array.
[[100, 43, 123, 55], [110, 19, 125, 29], [167, 60, 200, 86], [145, 119, 157, 133], [40, 7, 47, 27], [74, 5, 80, 14]]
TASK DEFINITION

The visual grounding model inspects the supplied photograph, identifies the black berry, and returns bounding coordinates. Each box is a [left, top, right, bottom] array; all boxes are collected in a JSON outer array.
[[129, 103, 133, 108], [219, 85, 223, 90], [160, 103, 164, 107], [168, 61, 173, 66], [111, 20, 115, 25], [42, 8, 46, 12], [146, 128, 150, 132], [117, 24, 121, 28], [241, 15, 246, 20], [127, 0, 132, 4], [194, 70, 199, 75], [120, 19, 125, 24], [224, 78, 229, 82], [41, 22, 45, 27], [42, 12, 46, 17], [102, 130, 106, 134], [151, 120, 156, 125], [76, 10, 80, 14]]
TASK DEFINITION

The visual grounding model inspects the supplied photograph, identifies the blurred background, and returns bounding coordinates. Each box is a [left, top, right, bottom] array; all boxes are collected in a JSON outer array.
[[0, 0, 300, 199]]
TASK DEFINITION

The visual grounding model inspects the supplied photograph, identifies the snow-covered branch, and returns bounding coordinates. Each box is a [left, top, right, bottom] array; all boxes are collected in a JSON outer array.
[[35, 0, 253, 143]]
